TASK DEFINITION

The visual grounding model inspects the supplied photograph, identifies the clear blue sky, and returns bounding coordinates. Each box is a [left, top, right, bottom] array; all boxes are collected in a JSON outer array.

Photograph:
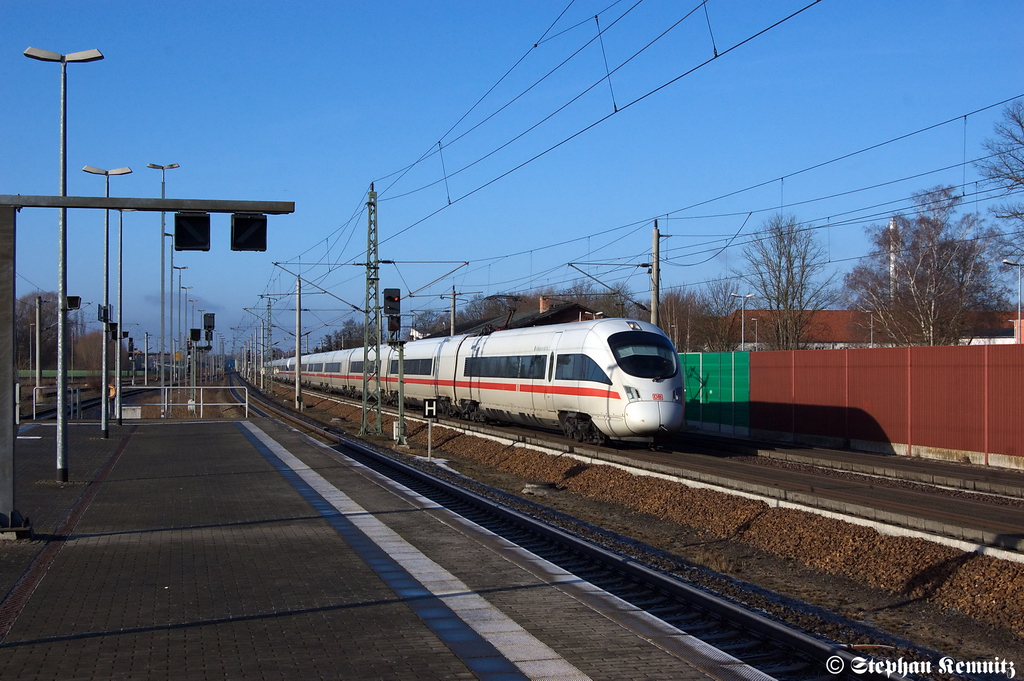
[[4, 1, 1023, 352]]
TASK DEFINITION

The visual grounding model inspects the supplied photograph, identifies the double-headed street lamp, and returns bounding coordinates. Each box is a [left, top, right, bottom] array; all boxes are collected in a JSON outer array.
[[83, 165, 131, 438], [1004, 259, 1023, 344], [24, 46, 104, 481], [147, 163, 179, 417], [730, 292, 755, 352]]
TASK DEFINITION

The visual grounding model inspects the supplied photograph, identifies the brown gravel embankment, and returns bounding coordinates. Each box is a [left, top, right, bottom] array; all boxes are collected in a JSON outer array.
[[415, 425, 1024, 635]]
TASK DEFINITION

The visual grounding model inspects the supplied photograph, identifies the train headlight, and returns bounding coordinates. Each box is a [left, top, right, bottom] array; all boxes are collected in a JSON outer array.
[[624, 385, 642, 402], [673, 388, 682, 402]]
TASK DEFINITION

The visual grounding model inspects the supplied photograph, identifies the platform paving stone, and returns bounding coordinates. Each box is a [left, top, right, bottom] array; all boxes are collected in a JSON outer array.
[[0, 419, 730, 680]]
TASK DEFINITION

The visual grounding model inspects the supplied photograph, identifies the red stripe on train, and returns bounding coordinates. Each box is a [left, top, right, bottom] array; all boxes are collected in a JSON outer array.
[[281, 372, 620, 400]]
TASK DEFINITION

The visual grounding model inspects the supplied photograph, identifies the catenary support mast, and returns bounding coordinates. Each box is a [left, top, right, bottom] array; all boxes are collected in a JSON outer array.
[[360, 185, 383, 435]]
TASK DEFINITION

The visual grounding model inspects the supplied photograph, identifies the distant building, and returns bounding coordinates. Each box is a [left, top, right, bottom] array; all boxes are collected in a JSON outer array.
[[438, 296, 602, 338]]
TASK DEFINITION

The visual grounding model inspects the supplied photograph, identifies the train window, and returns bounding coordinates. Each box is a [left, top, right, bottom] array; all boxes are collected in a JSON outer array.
[[465, 354, 545, 379], [554, 354, 612, 385], [325, 362, 341, 373], [607, 331, 678, 379], [349, 360, 364, 373], [312, 363, 323, 372], [389, 358, 433, 375], [522, 355, 545, 379]]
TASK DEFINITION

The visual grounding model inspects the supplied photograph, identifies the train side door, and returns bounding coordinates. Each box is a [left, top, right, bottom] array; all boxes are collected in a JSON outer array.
[[543, 331, 563, 418], [432, 337, 446, 397]]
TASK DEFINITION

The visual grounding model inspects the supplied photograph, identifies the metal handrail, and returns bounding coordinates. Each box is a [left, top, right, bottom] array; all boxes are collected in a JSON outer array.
[[117, 386, 248, 418], [33, 386, 82, 420]]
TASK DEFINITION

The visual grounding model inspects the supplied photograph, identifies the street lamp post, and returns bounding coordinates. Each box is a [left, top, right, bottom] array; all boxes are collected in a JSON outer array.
[[83, 165, 131, 438], [1004, 259, 1023, 344], [147, 163, 178, 417], [115, 209, 135, 422], [171, 269, 187, 391], [179, 284, 192, 393], [35, 296, 50, 388], [730, 293, 755, 351], [24, 45, 104, 481], [187, 298, 198, 409], [196, 306, 206, 394]]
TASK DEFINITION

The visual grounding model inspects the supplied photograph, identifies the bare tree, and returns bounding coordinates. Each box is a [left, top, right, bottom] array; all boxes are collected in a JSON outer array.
[[844, 186, 1007, 346], [692, 277, 741, 351], [454, 280, 646, 332], [72, 330, 105, 392], [319, 318, 364, 351], [977, 100, 1024, 254], [738, 214, 838, 350], [408, 308, 448, 338], [657, 288, 703, 352], [15, 291, 59, 374]]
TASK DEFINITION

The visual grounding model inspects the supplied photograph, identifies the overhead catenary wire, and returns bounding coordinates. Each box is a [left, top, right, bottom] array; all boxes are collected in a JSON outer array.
[[378, 0, 825, 247], [262, 6, 1022, 326], [274, 1, 824, 295], [378, 0, 650, 203], [374, 0, 615, 195]]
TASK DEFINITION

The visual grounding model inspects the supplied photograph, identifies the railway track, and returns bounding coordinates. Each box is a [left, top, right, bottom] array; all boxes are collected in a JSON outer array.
[[255, 380, 1024, 559], [233, 374, 922, 681], [24, 387, 151, 421]]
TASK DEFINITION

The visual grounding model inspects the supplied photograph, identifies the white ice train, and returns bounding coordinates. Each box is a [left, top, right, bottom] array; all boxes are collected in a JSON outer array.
[[269, 318, 684, 443]]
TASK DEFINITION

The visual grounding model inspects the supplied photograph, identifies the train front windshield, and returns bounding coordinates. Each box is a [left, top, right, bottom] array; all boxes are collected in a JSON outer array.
[[607, 331, 678, 380]]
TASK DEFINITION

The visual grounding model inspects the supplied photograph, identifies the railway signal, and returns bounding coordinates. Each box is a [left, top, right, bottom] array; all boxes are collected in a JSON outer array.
[[384, 288, 401, 334], [231, 213, 267, 251], [383, 288, 400, 315], [174, 212, 211, 251], [173, 212, 269, 251]]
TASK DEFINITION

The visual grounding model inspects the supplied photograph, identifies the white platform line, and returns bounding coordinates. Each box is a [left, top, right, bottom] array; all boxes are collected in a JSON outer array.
[[241, 421, 590, 681]]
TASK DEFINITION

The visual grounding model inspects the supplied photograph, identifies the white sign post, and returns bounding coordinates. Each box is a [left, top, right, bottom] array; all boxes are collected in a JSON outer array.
[[424, 399, 437, 461]]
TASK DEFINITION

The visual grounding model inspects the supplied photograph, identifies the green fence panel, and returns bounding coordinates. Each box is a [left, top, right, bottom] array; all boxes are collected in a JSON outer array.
[[681, 352, 750, 432]]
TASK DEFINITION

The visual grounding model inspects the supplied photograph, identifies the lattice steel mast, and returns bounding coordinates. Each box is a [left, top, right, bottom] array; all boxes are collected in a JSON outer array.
[[360, 184, 383, 435]]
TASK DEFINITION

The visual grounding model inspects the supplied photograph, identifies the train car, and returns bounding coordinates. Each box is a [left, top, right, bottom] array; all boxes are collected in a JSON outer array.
[[269, 318, 683, 443]]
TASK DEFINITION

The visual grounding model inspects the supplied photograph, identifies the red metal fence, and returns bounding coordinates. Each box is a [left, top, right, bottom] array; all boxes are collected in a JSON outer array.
[[749, 345, 1024, 465]]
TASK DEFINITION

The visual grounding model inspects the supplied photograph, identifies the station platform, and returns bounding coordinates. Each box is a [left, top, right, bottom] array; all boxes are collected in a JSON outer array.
[[0, 418, 762, 681]]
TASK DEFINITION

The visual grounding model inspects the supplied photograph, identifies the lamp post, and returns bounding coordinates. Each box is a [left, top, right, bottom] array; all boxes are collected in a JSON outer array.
[[1004, 259, 1023, 344], [179, 284, 192, 391], [198, 307, 206, 387], [172, 269, 187, 390], [115, 209, 135, 422], [147, 163, 179, 417], [35, 296, 51, 388], [24, 45, 104, 481], [187, 298, 198, 407], [730, 293, 754, 351], [82, 165, 131, 438]]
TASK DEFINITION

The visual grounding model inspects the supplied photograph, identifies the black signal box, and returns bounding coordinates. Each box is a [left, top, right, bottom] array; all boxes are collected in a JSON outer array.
[[231, 213, 267, 252], [383, 289, 400, 316], [174, 212, 211, 251]]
